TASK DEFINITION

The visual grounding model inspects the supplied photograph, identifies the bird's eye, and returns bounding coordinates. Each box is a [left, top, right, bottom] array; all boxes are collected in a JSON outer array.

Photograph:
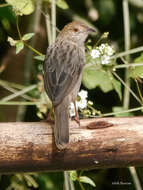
[[74, 28, 79, 32]]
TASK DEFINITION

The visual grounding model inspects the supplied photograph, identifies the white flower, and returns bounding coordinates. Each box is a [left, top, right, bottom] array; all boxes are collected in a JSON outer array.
[[69, 90, 88, 117], [90, 49, 100, 59], [69, 102, 76, 117], [99, 43, 106, 52], [106, 45, 114, 56], [78, 90, 88, 99], [77, 99, 87, 109], [77, 90, 88, 109], [101, 55, 110, 65], [89, 43, 115, 66]]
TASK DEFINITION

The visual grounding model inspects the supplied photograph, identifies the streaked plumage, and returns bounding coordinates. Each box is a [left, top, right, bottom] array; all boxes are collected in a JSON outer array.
[[44, 21, 96, 149]]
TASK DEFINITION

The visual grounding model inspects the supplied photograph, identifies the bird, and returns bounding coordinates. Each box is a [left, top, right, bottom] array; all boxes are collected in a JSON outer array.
[[43, 21, 96, 149]]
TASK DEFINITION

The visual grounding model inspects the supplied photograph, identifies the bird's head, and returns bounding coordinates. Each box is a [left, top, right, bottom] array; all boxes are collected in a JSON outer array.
[[57, 21, 96, 45]]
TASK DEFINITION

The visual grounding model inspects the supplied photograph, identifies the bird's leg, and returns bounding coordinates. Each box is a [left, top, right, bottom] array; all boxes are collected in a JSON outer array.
[[46, 106, 54, 123], [73, 101, 80, 126]]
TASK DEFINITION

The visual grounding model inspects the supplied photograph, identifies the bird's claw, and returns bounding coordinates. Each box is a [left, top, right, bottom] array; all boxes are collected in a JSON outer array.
[[72, 116, 80, 126]]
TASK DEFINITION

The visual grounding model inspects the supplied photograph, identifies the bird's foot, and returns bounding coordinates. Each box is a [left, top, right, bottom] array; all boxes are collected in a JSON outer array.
[[45, 108, 55, 124], [72, 116, 80, 126], [46, 117, 55, 124]]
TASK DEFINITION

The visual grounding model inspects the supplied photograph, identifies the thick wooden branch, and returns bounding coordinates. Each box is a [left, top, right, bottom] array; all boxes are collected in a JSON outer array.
[[0, 117, 143, 173]]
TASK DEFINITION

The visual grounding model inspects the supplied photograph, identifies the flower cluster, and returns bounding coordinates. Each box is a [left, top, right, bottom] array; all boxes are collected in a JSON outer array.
[[90, 43, 115, 65], [69, 90, 88, 117]]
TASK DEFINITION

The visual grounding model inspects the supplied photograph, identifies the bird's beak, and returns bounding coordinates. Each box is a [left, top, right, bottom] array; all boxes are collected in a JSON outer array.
[[88, 27, 97, 33]]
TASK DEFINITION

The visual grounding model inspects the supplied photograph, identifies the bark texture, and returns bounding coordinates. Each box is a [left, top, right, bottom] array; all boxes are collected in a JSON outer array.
[[0, 117, 143, 173]]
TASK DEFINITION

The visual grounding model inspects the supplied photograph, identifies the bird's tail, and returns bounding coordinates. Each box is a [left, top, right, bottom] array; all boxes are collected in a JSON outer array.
[[54, 98, 69, 149]]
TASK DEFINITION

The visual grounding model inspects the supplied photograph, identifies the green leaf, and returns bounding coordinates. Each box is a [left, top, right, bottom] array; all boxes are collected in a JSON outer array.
[[129, 53, 143, 78], [82, 65, 122, 99], [22, 33, 35, 41], [129, 66, 143, 79], [16, 41, 24, 54], [135, 53, 143, 63], [111, 78, 122, 100], [79, 176, 96, 187], [69, 171, 77, 181], [6, 0, 34, 15], [82, 66, 113, 92], [34, 55, 45, 61], [56, 0, 69, 9]]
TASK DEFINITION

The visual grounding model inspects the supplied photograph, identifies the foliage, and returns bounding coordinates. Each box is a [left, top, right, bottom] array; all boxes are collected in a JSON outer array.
[[83, 66, 122, 99], [129, 53, 143, 78], [7, 174, 38, 190], [56, 0, 69, 9], [5, 0, 34, 15], [70, 171, 96, 188], [8, 33, 35, 54]]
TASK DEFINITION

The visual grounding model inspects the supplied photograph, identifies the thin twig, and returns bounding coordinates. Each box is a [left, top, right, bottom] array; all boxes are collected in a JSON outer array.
[[69, 178, 75, 190], [0, 101, 41, 105], [135, 79, 143, 103], [24, 43, 43, 56], [78, 181, 85, 190], [0, 81, 34, 101], [129, 167, 142, 190], [16, 17, 22, 39], [88, 106, 143, 117], [1, 84, 37, 102], [111, 46, 143, 59], [64, 172, 70, 190], [40, 9, 60, 33], [113, 71, 142, 105], [0, 79, 25, 90], [85, 62, 143, 71], [123, 0, 131, 109], [51, 0, 56, 43], [114, 63, 143, 69], [16, 16, 43, 56], [0, 81, 21, 93], [44, 7, 52, 45]]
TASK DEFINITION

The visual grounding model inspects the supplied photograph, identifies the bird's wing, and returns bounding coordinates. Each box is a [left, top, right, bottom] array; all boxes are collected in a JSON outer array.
[[43, 42, 84, 106]]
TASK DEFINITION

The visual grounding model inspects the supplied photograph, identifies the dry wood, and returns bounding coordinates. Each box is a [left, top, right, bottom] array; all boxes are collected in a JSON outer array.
[[0, 117, 143, 173]]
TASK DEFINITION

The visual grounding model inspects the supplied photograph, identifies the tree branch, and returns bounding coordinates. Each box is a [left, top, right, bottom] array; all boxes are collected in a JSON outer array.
[[0, 117, 143, 173]]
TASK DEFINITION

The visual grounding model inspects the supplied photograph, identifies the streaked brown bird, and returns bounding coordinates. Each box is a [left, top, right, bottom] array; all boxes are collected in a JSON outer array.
[[44, 21, 96, 149]]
